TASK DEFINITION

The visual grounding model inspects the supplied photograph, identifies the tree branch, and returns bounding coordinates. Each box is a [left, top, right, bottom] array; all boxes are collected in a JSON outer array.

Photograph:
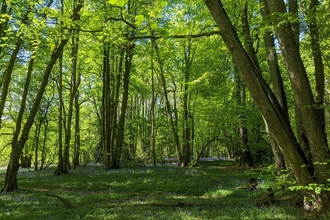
[[129, 31, 221, 40]]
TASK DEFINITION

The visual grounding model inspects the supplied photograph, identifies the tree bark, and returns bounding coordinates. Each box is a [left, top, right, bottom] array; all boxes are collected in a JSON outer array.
[[265, 0, 330, 183], [150, 41, 157, 166], [260, 0, 287, 172], [153, 40, 182, 165], [2, 0, 84, 192], [203, 0, 313, 185], [308, 0, 325, 130], [182, 40, 194, 166], [111, 42, 134, 169], [102, 43, 111, 170]]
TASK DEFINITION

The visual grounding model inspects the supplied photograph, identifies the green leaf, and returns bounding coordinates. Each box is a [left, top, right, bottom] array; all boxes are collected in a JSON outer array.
[[150, 23, 157, 29], [135, 15, 145, 26], [109, 0, 118, 4], [116, 0, 126, 7]]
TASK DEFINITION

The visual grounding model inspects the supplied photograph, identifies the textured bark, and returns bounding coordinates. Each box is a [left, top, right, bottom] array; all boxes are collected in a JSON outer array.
[[204, 0, 313, 185], [239, 1, 254, 167], [266, 0, 330, 183], [309, 0, 325, 130], [260, 0, 287, 171]]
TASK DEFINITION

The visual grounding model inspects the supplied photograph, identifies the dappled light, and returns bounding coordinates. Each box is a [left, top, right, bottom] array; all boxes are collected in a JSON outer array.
[[1, 0, 330, 217], [2, 161, 328, 219]]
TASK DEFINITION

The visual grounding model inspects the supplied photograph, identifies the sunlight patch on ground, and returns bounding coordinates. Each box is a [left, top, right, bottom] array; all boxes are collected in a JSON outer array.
[[203, 188, 233, 197]]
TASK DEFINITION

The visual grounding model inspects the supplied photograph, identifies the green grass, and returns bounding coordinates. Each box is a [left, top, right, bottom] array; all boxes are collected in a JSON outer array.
[[0, 161, 329, 220]]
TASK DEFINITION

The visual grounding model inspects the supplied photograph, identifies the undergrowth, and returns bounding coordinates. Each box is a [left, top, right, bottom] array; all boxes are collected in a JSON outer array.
[[0, 161, 329, 220]]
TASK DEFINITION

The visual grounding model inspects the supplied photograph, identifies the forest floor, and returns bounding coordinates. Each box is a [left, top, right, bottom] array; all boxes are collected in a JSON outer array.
[[0, 160, 329, 220]]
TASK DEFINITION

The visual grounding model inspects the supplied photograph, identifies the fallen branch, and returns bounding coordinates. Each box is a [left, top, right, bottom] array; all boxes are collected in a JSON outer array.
[[45, 191, 74, 208]]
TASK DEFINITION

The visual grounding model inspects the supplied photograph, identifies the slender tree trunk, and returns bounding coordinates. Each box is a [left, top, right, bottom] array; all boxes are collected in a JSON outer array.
[[182, 40, 194, 166], [2, 39, 70, 192], [153, 40, 182, 165], [260, 0, 287, 171], [34, 121, 41, 171], [111, 42, 134, 169], [73, 90, 81, 168], [2, 0, 84, 192], [309, 0, 325, 130], [239, 1, 254, 167], [102, 43, 111, 170], [150, 41, 157, 166], [57, 51, 64, 175], [40, 118, 49, 170], [0, 8, 30, 127]]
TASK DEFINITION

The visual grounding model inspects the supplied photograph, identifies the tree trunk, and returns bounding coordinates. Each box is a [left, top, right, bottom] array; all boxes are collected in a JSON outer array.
[[182, 40, 194, 166], [0, 9, 30, 127], [153, 40, 182, 165], [73, 89, 81, 168], [265, 0, 330, 183], [2, 0, 84, 192], [34, 121, 41, 171], [102, 43, 111, 170], [150, 41, 157, 166], [63, 28, 81, 173], [110, 42, 134, 169], [260, 0, 287, 172], [203, 0, 313, 186], [238, 1, 254, 167], [2, 39, 70, 192], [56, 51, 64, 175], [308, 0, 325, 130]]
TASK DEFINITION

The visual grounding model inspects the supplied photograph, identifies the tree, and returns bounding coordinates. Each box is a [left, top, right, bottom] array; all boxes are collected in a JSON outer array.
[[2, 0, 84, 192], [204, 0, 330, 210]]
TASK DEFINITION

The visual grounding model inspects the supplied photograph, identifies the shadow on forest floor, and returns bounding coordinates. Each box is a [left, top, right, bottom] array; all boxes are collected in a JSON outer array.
[[0, 160, 329, 220]]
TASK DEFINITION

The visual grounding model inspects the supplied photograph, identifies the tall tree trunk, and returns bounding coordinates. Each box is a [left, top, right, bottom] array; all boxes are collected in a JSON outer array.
[[73, 89, 81, 168], [2, 0, 84, 192], [2, 39, 70, 192], [260, 0, 287, 172], [309, 0, 325, 130], [110, 42, 135, 169], [56, 51, 64, 175], [0, 8, 30, 127], [153, 40, 182, 165], [204, 0, 313, 186], [204, 0, 330, 211], [150, 42, 157, 166], [102, 43, 111, 170], [63, 30, 80, 174], [40, 117, 49, 170], [238, 1, 254, 167], [265, 0, 330, 183], [289, 0, 299, 44], [34, 121, 41, 171], [182, 40, 194, 166]]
